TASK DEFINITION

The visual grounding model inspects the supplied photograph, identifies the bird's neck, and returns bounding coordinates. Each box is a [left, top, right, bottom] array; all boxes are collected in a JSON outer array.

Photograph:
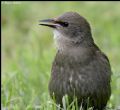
[[53, 30, 95, 55]]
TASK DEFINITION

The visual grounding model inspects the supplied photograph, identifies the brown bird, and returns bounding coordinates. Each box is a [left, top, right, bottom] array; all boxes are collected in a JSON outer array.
[[40, 12, 112, 110]]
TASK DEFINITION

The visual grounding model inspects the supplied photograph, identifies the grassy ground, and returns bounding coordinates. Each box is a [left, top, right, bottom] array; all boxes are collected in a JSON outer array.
[[1, 1, 120, 110]]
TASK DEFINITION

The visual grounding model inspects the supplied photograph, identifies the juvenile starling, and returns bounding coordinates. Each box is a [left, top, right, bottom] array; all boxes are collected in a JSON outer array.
[[40, 12, 112, 110]]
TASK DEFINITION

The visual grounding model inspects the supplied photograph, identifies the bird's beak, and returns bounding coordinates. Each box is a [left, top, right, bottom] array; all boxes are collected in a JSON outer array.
[[39, 19, 60, 28]]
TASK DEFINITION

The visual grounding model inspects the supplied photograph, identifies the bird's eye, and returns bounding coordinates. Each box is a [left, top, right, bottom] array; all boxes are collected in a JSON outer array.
[[61, 22, 69, 27], [56, 21, 69, 27], [63, 22, 69, 27]]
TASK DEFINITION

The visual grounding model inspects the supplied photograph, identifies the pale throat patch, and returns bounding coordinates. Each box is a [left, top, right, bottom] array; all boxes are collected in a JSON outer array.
[[53, 30, 89, 59], [53, 30, 64, 50], [53, 30, 65, 42], [53, 30, 61, 49], [53, 30, 61, 40], [53, 30, 72, 50]]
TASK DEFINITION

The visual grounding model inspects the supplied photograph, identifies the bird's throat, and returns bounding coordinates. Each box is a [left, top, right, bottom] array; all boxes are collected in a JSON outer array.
[[53, 30, 92, 60], [53, 30, 75, 51]]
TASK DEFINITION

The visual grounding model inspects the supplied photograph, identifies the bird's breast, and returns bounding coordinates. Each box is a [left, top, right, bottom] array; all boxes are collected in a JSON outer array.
[[49, 57, 94, 98]]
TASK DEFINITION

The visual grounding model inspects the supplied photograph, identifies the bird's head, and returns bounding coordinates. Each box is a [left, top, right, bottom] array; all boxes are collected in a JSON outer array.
[[40, 12, 94, 50]]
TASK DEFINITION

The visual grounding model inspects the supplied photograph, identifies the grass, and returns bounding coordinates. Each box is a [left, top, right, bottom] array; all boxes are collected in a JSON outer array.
[[1, 1, 120, 110]]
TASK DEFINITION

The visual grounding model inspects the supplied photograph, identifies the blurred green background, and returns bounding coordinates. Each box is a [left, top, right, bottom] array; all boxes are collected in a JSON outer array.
[[1, 1, 120, 110]]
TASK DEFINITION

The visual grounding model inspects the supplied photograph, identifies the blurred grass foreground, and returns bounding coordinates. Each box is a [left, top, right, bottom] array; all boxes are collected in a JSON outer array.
[[1, 1, 120, 110]]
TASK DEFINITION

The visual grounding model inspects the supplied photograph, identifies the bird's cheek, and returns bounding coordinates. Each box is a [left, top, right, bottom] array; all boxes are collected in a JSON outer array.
[[56, 26, 63, 31]]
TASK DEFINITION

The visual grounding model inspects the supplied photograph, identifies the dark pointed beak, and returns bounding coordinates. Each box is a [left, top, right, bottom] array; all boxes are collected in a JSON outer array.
[[39, 19, 60, 28]]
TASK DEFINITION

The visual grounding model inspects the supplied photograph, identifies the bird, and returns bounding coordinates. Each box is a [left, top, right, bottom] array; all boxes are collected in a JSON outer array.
[[39, 12, 112, 110]]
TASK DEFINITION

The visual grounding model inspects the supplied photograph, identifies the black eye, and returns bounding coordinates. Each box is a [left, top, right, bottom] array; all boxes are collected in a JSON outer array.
[[62, 22, 68, 27], [56, 21, 69, 27]]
